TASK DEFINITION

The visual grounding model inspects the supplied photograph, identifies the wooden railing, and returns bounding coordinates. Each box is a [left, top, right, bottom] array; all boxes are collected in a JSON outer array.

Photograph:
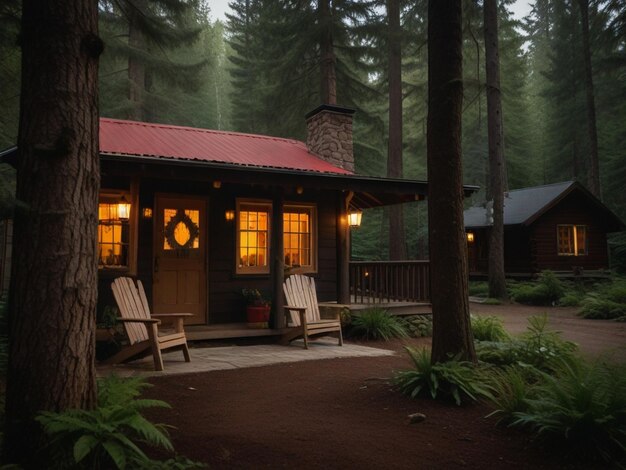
[[349, 260, 430, 304]]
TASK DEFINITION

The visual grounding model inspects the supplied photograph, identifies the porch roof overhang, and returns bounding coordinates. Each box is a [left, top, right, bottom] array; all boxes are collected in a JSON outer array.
[[99, 152, 479, 209]]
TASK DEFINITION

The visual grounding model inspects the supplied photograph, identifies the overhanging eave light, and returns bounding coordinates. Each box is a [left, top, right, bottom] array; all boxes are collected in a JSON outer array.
[[348, 209, 362, 228]]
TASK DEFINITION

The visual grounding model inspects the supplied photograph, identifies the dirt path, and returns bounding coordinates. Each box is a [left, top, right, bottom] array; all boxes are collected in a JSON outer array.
[[145, 305, 622, 469]]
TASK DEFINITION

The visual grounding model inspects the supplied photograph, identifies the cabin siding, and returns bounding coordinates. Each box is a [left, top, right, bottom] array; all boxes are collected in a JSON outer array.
[[530, 191, 610, 271], [97, 173, 339, 326]]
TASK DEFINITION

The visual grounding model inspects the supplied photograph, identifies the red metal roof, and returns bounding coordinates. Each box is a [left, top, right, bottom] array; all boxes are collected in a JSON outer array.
[[99, 118, 351, 175]]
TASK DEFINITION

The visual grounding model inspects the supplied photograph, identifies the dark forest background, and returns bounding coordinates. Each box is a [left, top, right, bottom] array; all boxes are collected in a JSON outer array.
[[1, 0, 624, 260]]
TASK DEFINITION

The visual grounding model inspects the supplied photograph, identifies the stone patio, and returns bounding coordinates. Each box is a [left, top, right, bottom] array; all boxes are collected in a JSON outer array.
[[97, 337, 396, 378]]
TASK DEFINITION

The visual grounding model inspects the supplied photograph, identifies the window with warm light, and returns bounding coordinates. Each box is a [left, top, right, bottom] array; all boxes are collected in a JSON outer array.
[[98, 193, 131, 268], [237, 202, 271, 273], [557, 225, 587, 256], [284, 205, 316, 271]]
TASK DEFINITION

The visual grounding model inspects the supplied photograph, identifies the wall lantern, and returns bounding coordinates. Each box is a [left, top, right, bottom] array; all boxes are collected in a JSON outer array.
[[212, 180, 222, 189], [225, 209, 235, 221], [117, 195, 131, 220], [296, 186, 304, 195], [142, 208, 153, 219], [466, 232, 475, 243], [348, 210, 363, 228]]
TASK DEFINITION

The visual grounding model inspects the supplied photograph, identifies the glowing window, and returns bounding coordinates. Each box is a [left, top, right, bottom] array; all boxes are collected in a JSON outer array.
[[237, 202, 270, 273], [98, 195, 130, 268], [557, 225, 587, 256], [284, 206, 315, 269]]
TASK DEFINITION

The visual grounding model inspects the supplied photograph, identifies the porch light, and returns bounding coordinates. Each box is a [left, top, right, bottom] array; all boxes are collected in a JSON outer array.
[[117, 195, 131, 221], [296, 186, 304, 195], [225, 210, 235, 221], [348, 210, 362, 228], [142, 208, 153, 219], [212, 180, 222, 189], [466, 232, 475, 243]]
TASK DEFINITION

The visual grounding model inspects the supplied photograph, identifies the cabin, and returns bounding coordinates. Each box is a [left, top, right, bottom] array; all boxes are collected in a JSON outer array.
[[464, 181, 625, 277], [0, 105, 478, 339]]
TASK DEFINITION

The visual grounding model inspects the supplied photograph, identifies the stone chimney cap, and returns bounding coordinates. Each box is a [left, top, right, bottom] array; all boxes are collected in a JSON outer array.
[[305, 104, 356, 120]]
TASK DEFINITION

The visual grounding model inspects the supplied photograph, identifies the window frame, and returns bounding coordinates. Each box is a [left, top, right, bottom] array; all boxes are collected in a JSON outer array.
[[97, 186, 138, 275], [283, 203, 317, 274], [234, 199, 318, 275], [556, 224, 588, 256], [236, 199, 272, 275]]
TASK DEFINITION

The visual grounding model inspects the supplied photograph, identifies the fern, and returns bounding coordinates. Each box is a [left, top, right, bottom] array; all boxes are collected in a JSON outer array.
[[36, 376, 203, 469], [394, 347, 493, 406], [350, 308, 408, 340]]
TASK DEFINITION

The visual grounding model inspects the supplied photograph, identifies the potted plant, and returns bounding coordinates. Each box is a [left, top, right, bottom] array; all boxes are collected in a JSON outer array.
[[242, 289, 271, 328]]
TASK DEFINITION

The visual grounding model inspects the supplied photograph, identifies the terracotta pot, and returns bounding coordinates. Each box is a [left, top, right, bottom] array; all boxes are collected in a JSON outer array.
[[246, 305, 270, 328]]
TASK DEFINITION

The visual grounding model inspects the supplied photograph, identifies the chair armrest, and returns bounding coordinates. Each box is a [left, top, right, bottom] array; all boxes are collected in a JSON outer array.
[[118, 318, 160, 325], [284, 305, 307, 312], [152, 313, 193, 318], [318, 303, 349, 320]]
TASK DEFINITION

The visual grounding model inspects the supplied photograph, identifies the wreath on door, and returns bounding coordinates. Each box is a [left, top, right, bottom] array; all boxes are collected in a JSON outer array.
[[164, 209, 199, 250]]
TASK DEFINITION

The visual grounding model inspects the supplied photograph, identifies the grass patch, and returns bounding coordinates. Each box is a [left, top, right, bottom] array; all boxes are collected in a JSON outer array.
[[469, 281, 489, 297]]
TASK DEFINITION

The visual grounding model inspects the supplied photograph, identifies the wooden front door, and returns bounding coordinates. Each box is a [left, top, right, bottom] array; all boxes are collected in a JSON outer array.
[[153, 195, 207, 325]]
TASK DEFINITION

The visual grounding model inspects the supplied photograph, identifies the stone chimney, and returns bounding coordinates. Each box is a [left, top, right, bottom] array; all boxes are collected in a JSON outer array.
[[305, 104, 356, 172]]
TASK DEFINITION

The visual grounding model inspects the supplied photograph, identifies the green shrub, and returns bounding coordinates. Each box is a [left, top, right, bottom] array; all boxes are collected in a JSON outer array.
[[468, 282, 489, 297], [476, 315, 577, 372], [476, 340, 521, 366], [512, 357, 626, 463], [510, 271, 565, 306], [481, 297, 502, 305], [516, 314, 577, 371], [36, 376, 203, 469], [604, 280, 626, 304], [486, 366, 536, 424], [471, 315, 510, 342], [401, 314, 433, 337], [393, 347, 492, 405], [350, 308, 408, 340], [558, 292, 584, 307], [580, 297, 626, 320]]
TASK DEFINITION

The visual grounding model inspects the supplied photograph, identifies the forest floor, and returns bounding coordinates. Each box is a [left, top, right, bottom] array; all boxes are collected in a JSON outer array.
[[145, 304, 624, 469]]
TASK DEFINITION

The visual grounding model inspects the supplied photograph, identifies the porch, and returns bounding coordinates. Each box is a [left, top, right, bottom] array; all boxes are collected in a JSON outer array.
[[182, 260, 431, 341]]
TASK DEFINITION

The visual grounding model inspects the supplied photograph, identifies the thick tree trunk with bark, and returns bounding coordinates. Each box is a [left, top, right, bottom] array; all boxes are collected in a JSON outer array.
[[577, 0, 601, 198], [484, 0, 508, 300], [319, 0, 337, 104], [3, 0, 101, 465], [427, 0, 476, 363], [387, 0, 407, 260]]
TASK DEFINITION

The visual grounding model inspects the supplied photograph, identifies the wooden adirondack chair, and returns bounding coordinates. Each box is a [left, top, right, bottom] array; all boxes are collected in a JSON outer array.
[[281, 274, 344, 349], [104, 277, 191, 371]]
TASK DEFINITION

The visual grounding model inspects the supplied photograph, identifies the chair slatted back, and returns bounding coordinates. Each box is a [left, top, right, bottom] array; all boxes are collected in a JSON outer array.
[[111, 277, 150, 345], [283, 275, 321, 326]]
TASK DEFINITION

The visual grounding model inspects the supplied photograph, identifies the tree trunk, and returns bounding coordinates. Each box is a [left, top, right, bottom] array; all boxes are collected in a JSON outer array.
[[128, 3, 146, 120], [484, 0, 508, 300], [577, 0, 601, 198], [3, 0, 101, 465], [319, 0, 337, 104], [387, 0, 407, 260], [427, 0, 475, 363]]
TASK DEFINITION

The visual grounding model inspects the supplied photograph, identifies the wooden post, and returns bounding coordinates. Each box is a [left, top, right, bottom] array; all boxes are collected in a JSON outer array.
[[337, 192, 351, 304], [271, 191, 285, 328]]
